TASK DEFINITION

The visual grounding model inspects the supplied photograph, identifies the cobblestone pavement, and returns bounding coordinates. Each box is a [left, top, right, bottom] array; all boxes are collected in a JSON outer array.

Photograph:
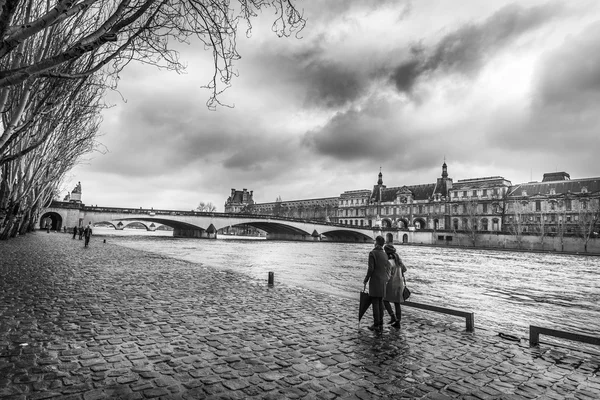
[[1, 233, 600, 400]]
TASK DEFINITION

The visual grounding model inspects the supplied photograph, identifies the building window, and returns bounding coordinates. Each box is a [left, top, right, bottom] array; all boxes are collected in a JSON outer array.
[[582, 201, 588, 210], [418, 205, 423, 214], [565, 199, 572, 211], [360, 220, 364, 226], [483, 189, 487, 196], [550, 188, 556, 195], [482, 219, 488, 231], [492, 218, 499, 231], [483, 203, 488, 213], [463, 204, 467, 213], [452, 205, 458, 213], [522, 190, 527, 196], [453, 192, 458, 198], [462, 191, 467, 197], [453, 219, 459, 230], [473, 190, 477, 197], [550, 202, 555, 210], [567, 215, 571, 222], [535, 200, 541, 211]]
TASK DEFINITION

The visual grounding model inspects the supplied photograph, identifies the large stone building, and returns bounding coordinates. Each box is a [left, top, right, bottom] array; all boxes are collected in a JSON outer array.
[[224, 163, 599, 238], [503, 172, 600, 238]]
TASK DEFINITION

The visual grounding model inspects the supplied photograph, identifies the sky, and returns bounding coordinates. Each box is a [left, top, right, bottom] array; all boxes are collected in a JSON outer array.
[[63, 0, 600, 211]]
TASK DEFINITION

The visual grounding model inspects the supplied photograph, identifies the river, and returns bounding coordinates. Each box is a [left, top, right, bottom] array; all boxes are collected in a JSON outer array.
[[95, 227, 600, 341]]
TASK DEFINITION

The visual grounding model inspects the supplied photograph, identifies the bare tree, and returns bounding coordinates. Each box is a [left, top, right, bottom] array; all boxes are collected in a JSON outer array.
[[507, 200, 527, 249], [464, 199, 479, 246], [554, 209, 568, 252], [578, 198, 600, 253], [0, 73, 101, 238], [536, 212, 548, 250], [196, 201, 216, 212]]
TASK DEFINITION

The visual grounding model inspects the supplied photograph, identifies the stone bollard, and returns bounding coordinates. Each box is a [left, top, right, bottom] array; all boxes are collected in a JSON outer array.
[[268, 272, 274, 286]]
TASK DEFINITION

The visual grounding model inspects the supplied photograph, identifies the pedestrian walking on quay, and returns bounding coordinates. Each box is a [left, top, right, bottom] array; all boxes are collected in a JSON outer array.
[[363, 235, 389, 332], [72, 226, 78, 239], [78, 226, 83, 240], [83, 223, 93, 247], [383, 244, 406, 329]]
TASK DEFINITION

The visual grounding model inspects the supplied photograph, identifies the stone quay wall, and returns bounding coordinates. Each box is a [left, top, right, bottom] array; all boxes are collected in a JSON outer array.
[[1, 232, 600, 399], [400, 230, 600, 255]]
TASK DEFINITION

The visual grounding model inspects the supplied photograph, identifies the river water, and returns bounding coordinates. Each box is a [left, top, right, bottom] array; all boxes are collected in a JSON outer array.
[[95, 228, 600, 340]]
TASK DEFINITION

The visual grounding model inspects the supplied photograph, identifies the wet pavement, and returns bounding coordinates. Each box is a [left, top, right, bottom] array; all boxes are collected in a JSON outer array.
[[1, 232, 600, 399]]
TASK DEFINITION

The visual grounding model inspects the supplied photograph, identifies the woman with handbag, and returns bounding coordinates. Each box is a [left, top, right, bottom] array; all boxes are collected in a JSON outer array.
[[382, 244, 406, 329]]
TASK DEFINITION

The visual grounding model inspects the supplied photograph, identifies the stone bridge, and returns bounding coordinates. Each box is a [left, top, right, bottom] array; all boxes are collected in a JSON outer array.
[[41, 202, 377, 242]]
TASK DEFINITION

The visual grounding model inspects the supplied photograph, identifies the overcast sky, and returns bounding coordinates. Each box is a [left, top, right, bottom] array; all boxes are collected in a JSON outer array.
[[64, 0, 600, 211]]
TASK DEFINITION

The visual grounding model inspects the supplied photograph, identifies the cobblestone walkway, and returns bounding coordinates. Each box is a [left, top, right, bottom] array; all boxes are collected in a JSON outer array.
[[1, 232, 600, 399]]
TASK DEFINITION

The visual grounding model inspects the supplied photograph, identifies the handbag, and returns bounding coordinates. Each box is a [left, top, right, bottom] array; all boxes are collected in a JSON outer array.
[[402, 274, 411, 301]]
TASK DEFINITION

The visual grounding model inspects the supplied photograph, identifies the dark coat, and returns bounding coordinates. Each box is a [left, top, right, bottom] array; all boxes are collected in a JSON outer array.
[[364, 245, 389, 298]]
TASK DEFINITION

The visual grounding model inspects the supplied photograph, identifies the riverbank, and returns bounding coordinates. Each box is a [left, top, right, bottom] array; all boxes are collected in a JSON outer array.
[[1, 232, 600, 399]]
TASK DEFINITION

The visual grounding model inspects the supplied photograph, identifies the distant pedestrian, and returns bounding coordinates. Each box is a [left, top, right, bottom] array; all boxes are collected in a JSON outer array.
[[63, 226, 66, 233], [383, 244, 406, 329], [363, 235, 388, 332], [83, 223, 93, 247], [45, 221, 50, 233], [72, 226, 77, 239], [78, 226, 83, 240]]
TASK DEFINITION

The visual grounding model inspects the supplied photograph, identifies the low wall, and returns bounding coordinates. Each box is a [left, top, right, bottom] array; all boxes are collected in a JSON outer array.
[[435, 232, 599, 254], [394, 230, 600, 255]]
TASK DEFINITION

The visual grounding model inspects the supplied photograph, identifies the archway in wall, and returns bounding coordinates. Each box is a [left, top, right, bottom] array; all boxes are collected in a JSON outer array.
[[402, 234, 408, 243], [397, 218, 409, 229], [39, 212, 62, 231], [381, 219, 392, 228], [386, 232, 394, 244], [413, 218, 426, 230]]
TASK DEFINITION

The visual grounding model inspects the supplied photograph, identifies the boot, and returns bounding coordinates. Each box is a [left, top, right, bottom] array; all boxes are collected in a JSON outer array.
[[388, 314, 397, 325]]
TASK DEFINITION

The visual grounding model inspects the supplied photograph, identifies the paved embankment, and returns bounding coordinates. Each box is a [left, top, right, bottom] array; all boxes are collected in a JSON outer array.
[[1, 232, 600, 399]]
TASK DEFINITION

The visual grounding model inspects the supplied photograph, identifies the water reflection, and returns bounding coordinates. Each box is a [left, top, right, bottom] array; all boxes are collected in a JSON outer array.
[[96, 228, 600, 339]]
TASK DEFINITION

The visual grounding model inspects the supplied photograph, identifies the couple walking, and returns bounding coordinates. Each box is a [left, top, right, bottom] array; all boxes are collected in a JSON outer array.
[[363, 235, 407, 332]]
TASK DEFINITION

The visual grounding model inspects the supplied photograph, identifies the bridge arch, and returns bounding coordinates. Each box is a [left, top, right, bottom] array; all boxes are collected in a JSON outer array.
[[40, 212, 62, 231]]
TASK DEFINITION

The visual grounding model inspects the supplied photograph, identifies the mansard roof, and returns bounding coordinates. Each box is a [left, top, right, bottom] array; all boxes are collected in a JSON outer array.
[[452, 176, 511, 190], [371, 183, 437, 202], [228, 190, 253, 205], [508, 177, 600, 197]]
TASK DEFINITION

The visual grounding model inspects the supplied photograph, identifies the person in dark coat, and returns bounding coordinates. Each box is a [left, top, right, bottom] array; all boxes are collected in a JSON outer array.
[[78, 226, 83, 240], [72, 226, 78, 239], [363, 235, 389, 331], [83, 223, 93, 247]]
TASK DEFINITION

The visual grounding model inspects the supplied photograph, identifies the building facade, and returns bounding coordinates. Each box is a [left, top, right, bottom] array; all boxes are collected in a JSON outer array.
[[224, 164, 599, 238], [503, 172, 600, 239]]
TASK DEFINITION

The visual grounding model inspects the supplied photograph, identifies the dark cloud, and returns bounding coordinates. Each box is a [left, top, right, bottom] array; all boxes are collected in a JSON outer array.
[[302, 61, 364, 108], [390, 2, 563, 93]]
